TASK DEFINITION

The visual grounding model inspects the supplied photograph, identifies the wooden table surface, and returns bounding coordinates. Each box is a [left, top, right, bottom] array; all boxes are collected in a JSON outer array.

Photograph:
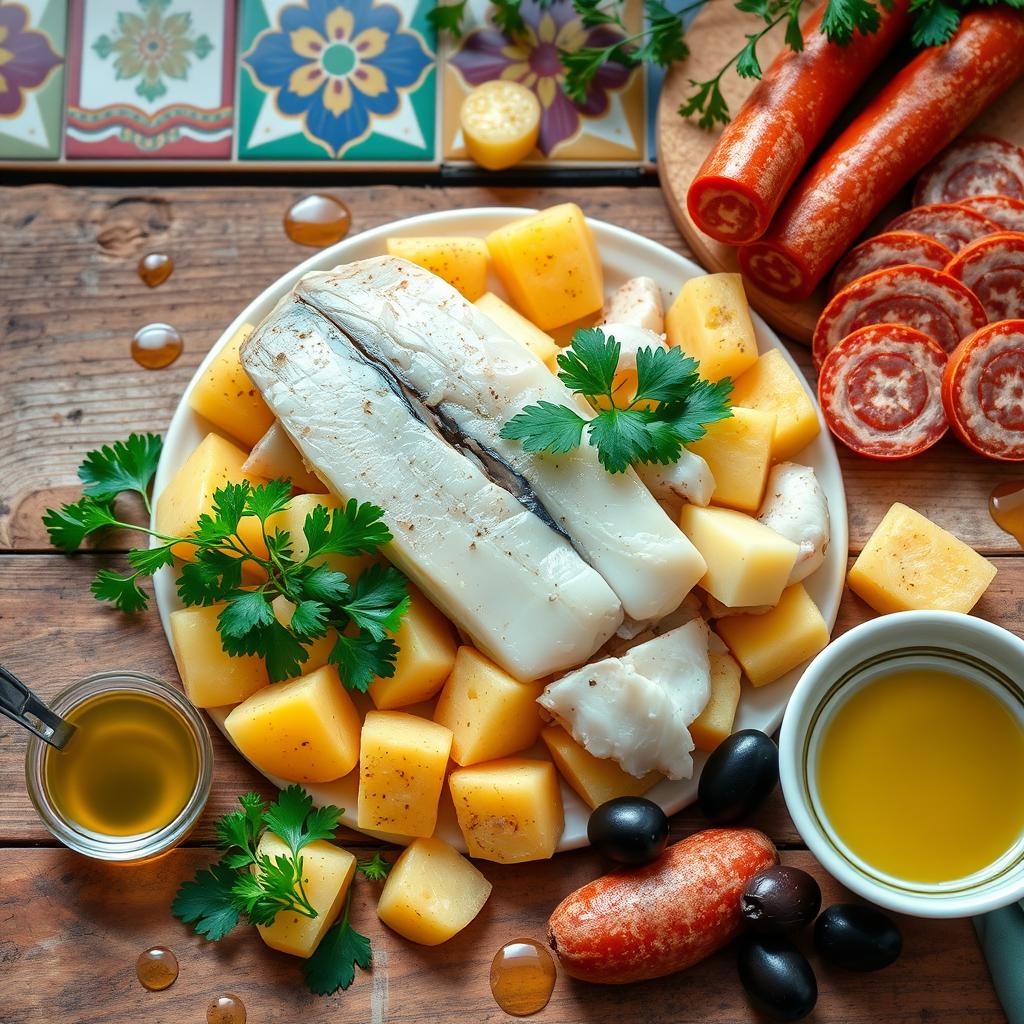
[[0, 183, 1017, 1024]]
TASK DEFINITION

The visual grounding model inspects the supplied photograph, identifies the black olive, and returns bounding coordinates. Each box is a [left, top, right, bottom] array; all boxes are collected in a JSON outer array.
[[741, 866, 822, 933], [697, 729, 779, 824], [814, 903, 902, 971], [587, 796, 669, 866], [737, 934, 818, 1022]]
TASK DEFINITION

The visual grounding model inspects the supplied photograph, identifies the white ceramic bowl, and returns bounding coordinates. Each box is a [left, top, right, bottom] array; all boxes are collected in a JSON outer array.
[[780, 611, 1024, 918]]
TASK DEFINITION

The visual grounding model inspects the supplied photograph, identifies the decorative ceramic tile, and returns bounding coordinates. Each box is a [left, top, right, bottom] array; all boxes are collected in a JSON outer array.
[[441, 0, 646, 164], [0, 0, 66, 159], [65, 0, 235, 159], [238, 0, 436, 162]]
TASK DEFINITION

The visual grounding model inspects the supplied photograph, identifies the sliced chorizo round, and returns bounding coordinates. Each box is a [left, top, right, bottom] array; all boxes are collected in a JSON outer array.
[[828, 231, 953, 296], [884, 203, 1001, 252], [913, 135, 1024, 205], [956, 194, 1024, 233], [944, 231, 1024, 321]]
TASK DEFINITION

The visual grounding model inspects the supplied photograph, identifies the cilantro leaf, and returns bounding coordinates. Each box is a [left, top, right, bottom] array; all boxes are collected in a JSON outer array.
[[493, 0, 527, 35], [341, 565, 411, 641], [289, 599, 330, 639], [304, 896, 373, 997], [218, 590, 276, 642], [661, 376, 735, 444], [194, 483, 250, 545], [678, 75, 730, 130], [261, 785, 315, 854], [330, 632, 399, 693], [299, 564, 350, 604], [78, 432, 163, 502], [176, 549, 243, 607], [171, 860, 242, 941], [357, 852, 392, 882], [91, 569, 150, 612], [499, 401, 587, 455], [216, 791, 264, 868], [127, 542, 176, 574], [427, 0, 467, 37], [587, 408, 668, 474], [636, 1, 688, 65], [244, 479, 293, 523], [633, 346, 700, 405], [43, 497, 119, 551], [907, 0, 960, 45], [822, 0, 884, 43], [556, 327, 619, 399], [304, 500, 392, 559]]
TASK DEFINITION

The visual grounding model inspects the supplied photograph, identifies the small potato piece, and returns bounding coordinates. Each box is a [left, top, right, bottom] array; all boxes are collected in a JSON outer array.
[[848, 503, 996, 614], [730, 350, 820, 461], [433, 647, 544, 765], [224, 665, 361, 784], [541, 725, 659, 809], [256, 833, 356, 958], [385, 236, 489, 301], [188, 324, 275, 447], [666, 273, 759, 382], [486, 204, 604, 329], [717, 584, 830, 688], [368, 586, 457, 710], [688, 406, 776, 512], [475, 291, 560, 371], [377, 837, 492, 946], [460, 80, 540, 171], [690, 651, 742, 752], [449, 758, 564, 863], [170, 603, 269, 708], [357, 712, 453, 838]]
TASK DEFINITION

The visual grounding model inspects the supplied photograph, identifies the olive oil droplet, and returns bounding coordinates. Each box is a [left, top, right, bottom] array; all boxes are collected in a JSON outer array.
[[989, 481, 1024, 547], [207, 993, 246, 1024], [132, 323, 182, 370], [490, 938, 556, 1017], [138, 253, 173, 288], [136, 946, 178, 991], [284, 194, 351, 248]]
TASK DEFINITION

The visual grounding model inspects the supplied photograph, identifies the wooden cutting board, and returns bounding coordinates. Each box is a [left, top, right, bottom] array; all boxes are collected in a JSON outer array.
[[656, 5, 1024, 344]]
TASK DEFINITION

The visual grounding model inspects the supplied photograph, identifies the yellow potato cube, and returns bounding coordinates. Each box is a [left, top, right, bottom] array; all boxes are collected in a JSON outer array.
[[368, 586, 457, 710], [679, 504, 799, 609], [717, 584, 830, 688], [272, 595, 335, 674], [188, 324, 274, 448], [256, 833, 356, 958], [730, 350, 820, 461], [688, 406, 777, 512], [224, 666, 361, 784], [486, 204, 603, 330], [377, 837, 492, 946], [690, 651, 742, 751], [170, 603, 270, 708], [433, 647, 544, 766], [449, 759, 563, 863], [155, 433, 268, 561], [541, 725, 659, 809], [848, 503, 996, 614], [460, 80, 540, 171], [385, 236, 489, 301], [666, 273, 759, 382], [475, 291, 560, 371], [357, 711, 453, 838]]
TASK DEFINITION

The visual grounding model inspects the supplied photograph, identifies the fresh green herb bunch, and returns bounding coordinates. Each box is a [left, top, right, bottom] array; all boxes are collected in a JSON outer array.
[[500, 326, 733, 473], [172, 787, 392, 996], [43, 433, 410, 690]]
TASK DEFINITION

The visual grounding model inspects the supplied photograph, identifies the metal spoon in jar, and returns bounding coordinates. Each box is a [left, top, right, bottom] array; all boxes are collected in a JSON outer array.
[[0, 665, 76, 749]]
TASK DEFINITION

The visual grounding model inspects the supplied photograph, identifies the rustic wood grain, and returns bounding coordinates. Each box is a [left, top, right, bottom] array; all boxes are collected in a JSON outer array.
[[0, 846, 1004, 1024]]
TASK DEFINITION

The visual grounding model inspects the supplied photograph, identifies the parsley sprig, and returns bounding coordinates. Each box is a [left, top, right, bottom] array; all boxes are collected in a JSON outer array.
[[500, 327, 732, 474], [43, 433, 409, 689]]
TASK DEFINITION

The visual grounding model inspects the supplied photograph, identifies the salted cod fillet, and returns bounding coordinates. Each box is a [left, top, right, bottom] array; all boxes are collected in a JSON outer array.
[[240, 296, 623, 681], [294, 256, 706, 624]]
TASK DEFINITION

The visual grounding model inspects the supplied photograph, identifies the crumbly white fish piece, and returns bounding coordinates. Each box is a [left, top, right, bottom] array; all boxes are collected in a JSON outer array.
[[243, 421, 323, 493], [757, 463, 830, 585], [603, 276, 665, 334]]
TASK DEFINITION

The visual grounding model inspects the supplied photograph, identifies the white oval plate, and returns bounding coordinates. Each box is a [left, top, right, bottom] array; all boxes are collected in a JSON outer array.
[[153, 207, 848, 853]]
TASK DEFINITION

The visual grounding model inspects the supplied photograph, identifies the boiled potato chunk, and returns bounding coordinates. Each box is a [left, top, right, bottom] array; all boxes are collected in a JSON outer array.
[[688, 406, 776, 512], [188, 324, 274, 447], [155, 432, 268, 561], [256, 833, 356, 958], [224, 665, 360, 784], [377, 837, 492, 945], [368, 586, 457, 710], [449, 758, 563, 863], [690, 651, 742, 751], [848, 503, 996, 614], [170, 603, 269, 708], [486, 204, 603, 330], [475, 291, 560, 371], [433, 647, 544, 765], [541, 725, 659, 809], [460, 80, 540, 171], [666, 273, 759, 382], [679, 505, 798, 608], [717, 583, 830, 688], [357, 712, 453, 838], [730, 350, 820, 461], [385, 236, 489, 301]]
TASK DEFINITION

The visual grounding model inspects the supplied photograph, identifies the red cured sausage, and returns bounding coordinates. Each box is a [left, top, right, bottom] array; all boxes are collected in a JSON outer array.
[[914, 135, 1024, 205], [818, 324, 948, 459], [687, 1, 910, 244], [812, 265, 987, 367], [957, 194, 1024, 233], [883, 203, 1000, 252], [738, 10, 1024, 301], [548, 828, 778, 984], [828, 231, 953, 296], [942, 320, 1024, 460], [944, 231, 1024, 320]]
